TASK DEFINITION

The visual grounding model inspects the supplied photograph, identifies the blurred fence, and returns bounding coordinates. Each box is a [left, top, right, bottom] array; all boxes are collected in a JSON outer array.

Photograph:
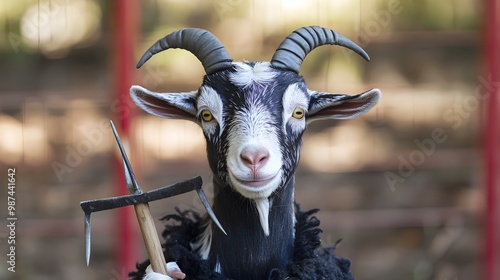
[[0, 1, 490, 279]]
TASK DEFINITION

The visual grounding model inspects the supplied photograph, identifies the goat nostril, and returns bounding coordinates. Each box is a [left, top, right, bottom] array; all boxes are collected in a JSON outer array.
[[240, 148, 269, 168]]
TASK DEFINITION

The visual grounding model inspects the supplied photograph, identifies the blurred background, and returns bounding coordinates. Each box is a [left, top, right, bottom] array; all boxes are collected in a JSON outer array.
[[0, 0, 498, 279]]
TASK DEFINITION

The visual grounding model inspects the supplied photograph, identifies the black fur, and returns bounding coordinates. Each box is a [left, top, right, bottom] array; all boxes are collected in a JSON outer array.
[[129, 204, 354, 280], [207, 178, 295, 279]]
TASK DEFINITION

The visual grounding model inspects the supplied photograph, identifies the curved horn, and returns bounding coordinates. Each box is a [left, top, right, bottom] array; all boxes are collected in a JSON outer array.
[[136, 28, 233, 75], [270, 26, 370, 73]]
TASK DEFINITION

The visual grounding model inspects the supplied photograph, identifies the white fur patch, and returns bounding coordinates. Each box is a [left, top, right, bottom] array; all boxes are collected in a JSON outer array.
[[282, 83, 308, 135], [230, 62, 277, 87], [226, 102, 283, 199], [214, 260, 222, 273], [197, 86, 224, 138], [254, 198, 270, 236]]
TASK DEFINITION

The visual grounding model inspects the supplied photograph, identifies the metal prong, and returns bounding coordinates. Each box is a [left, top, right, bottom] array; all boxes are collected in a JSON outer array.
[[84, 212, 91, 266], [110, 120, 141, 194], [196, 188, 227, 235], [122, 159, 137, 194]]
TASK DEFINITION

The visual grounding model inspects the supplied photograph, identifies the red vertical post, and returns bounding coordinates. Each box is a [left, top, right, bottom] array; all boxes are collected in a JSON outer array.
[[484, 0, 499, 280], [112, 0, 140, 274]]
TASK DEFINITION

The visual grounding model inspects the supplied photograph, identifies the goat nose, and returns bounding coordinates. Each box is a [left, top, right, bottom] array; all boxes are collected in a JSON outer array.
[[240, 147, 269, 170]]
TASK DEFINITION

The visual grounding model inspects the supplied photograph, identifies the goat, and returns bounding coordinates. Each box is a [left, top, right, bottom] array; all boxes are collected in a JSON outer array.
[[129, 26, 381, 280]]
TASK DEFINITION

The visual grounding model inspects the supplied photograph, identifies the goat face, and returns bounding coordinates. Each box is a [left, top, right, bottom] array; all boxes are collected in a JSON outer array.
[[131, 62, 379, 201], [130, 27, 381, 201], [202, 62, 309, 200]]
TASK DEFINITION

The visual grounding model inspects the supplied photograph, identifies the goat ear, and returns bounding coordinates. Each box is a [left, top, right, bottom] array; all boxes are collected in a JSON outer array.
[[307, 88, 381, 123], [130, 85, 198, 121]]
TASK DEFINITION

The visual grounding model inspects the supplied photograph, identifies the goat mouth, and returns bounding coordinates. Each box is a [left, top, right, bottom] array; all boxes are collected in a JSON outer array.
[[234, 175, 277, 188]]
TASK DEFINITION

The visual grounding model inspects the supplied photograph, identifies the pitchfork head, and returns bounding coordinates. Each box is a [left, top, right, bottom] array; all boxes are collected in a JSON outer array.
[[80, 120, 225, 266]]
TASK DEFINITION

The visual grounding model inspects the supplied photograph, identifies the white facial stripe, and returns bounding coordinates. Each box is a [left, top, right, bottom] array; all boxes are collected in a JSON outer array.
[[228, 106, 279, 173], [230, 62, 277, 87], [282, 83, 308, 134], [197, 86, 224, 137], [226, 103, 283, 199], [233, 104, 275, 138]]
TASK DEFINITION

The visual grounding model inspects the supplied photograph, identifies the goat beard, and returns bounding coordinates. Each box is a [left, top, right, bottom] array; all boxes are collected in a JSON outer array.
[[254, 197, 270, 236]]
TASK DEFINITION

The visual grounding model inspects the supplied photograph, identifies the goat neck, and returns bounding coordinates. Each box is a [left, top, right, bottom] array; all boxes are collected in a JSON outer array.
[[208, 176, 296, 279]]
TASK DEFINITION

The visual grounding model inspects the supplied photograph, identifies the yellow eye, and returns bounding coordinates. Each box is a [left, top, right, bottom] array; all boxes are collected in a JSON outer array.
[[201, 110, 214, 122], [292, 108, 305, 119]]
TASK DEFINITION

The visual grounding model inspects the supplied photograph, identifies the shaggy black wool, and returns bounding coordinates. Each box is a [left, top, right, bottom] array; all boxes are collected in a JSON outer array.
[[129, 205, 354, 280]]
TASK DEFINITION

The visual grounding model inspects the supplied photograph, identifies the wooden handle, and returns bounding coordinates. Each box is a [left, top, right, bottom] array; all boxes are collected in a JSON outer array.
[[134, 203, 168, 275]]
